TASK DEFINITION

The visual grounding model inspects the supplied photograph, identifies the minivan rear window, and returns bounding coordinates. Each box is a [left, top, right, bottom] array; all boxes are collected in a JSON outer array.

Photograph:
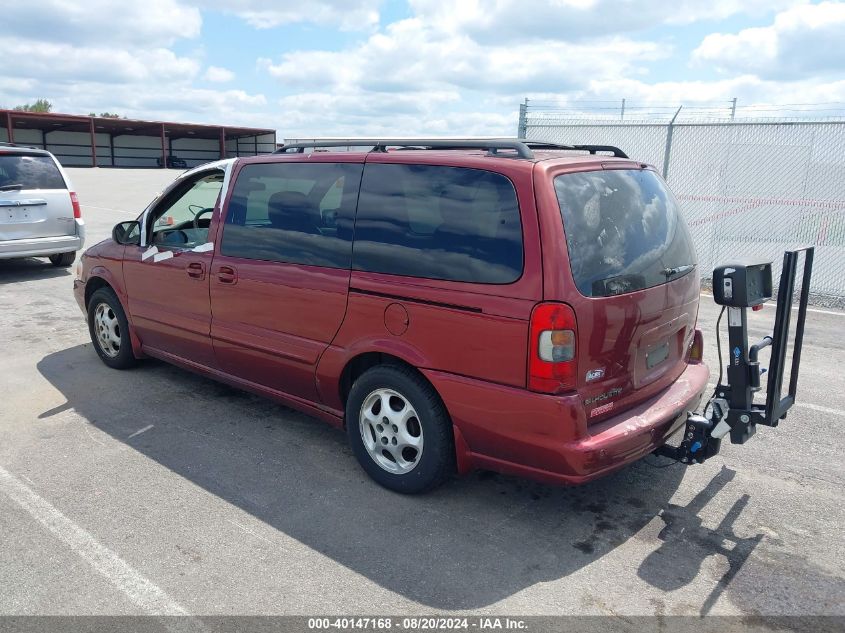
[[554, 169, 696, 297], [0, 154, 65, 190], [353, 164, 523, 284]]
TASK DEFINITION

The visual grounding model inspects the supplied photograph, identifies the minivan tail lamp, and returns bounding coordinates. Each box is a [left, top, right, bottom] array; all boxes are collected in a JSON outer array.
[[70, 192, 81, 219], [538, 330, 575, 362], [529, 303, 578, 394], [689, 328, 704, 363]]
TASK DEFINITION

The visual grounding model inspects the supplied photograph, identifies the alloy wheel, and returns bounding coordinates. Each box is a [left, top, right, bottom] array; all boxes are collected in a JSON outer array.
[[93, 302, 121, 358], [358, 388, 424, 474]]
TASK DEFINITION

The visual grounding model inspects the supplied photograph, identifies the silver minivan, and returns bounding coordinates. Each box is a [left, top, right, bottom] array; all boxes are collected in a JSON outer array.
[[0, 144, 85, 266]]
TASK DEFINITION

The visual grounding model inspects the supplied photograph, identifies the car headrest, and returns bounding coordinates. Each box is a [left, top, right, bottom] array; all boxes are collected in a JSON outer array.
[[267, 191, 319, 233]]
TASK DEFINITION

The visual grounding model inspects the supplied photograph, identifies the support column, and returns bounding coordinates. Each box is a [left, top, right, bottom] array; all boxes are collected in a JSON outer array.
[[160, 123, 167, 168], [662, 105, 683, 181], [517, 98, 528, 138], [219, 127, 226, 159], [6, 111, 14, 144], [89, 117, 97, 167], [109, 134, 115, 167]]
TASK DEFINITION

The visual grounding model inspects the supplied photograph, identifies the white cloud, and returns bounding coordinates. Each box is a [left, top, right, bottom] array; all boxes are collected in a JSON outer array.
[[1, 0, 841, 138], [7, 78, 268, 124], [274, 73, 845, 137], [204, 66, 235, 82], [408, 0, 806, 42], [200, 0, 381, 30], [0, 1, 268, 128], [278, 89, 459, 121], [521, 74, 845, 122], [0, 0, 210, 114], [259, 0, 845, 136], [106, 86, 268, 121], [262, 17, 667, 96], [258, 8, 672, 136], [0, 39, 200, 84], [692, 2, 845, 79], [1, 0, 201, 46], [277, 92, 514, 139]]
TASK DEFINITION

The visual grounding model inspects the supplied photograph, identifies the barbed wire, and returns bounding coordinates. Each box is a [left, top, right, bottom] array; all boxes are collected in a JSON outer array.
[[522, 99, 845, 122]]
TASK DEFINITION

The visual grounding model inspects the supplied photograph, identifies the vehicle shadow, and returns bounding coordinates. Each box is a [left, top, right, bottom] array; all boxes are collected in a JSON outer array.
[[0, 258, 71, 284], [637, 466, 764, 615], [37, 344, 748, 610]]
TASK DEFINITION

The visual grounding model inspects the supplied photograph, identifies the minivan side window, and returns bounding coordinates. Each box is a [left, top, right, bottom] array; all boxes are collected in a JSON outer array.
[[353, 164, 523, 284], [149, 170, 223, 249], [221, 162, 363, 268]]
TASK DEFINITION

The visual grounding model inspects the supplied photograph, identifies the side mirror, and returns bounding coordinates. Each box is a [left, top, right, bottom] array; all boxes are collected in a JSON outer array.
[[112, 221, 141, 245]]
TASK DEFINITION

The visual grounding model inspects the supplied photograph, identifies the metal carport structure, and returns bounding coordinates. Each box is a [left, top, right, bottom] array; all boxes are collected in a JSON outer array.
[[0, 109, 276, 169]]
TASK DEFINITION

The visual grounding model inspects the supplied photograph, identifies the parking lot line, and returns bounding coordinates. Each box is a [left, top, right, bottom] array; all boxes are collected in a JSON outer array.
[[225, 518, 274, 545], [128, 424, 155, 439], [0, 464, 189, 616], [81, 204, 137, 214], [795, 402, 845, 417]]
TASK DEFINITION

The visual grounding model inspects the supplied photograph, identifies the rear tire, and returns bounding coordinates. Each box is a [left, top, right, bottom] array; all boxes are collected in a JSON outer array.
[[87, 287, 138, 370], [49, 252, 76, 267], [346, 364, 454, 494]]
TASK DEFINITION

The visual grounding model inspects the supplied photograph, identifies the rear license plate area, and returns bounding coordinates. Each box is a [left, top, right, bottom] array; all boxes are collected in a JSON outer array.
[[646, 340, 670, 369], [0, 207, 32, 223]]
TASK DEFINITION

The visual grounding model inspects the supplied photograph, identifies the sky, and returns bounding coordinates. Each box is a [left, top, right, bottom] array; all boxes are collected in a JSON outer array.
[[2, 0, 844, 137]]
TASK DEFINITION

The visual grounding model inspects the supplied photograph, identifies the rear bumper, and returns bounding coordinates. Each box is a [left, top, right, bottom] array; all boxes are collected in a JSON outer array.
[[423, 362, 710, 486], [0, 219, 85, 259]]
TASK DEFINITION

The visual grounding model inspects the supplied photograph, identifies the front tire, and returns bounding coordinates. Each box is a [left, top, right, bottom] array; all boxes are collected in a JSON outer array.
[[346, 364, 454, 494], [87, 287, 137, 370], [49, 252, 76, 267]]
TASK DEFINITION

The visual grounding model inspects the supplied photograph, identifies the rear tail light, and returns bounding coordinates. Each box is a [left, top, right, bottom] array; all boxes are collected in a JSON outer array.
[[528, 302, 577, 394], [689, 328, 704, 362], [70, 192, 82, 219]]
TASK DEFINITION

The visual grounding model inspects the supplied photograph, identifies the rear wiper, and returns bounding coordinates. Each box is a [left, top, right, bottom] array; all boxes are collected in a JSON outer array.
[[0, 184, 23, 191], [662, 264, 696, 278]]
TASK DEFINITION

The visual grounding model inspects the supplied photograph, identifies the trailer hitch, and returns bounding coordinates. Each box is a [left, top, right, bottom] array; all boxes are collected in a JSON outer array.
[[656, 247, 814, 465]]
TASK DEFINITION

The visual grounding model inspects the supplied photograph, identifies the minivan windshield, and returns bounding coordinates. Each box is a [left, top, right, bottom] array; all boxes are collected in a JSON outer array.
[[0, 154, 65, 190], [554, 169, 696, 297]]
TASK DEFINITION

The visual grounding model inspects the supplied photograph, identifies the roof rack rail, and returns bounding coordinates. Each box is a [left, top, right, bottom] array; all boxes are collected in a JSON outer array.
[[274, 138, 628, 160], [276, 138, 537, 159], [523, 142, 628, 158], [0, 141, 41, 151]]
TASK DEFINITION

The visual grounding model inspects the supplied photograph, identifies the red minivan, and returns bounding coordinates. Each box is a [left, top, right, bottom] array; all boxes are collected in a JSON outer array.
[[74, 139, 708, 493]]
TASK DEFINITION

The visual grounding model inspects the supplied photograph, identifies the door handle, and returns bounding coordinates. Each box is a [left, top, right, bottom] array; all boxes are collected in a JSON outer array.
[[217, 265, 237, 284], [186, 262, 205, 280]]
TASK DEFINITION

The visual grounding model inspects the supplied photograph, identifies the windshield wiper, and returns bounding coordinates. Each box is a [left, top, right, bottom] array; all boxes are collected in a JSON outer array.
[[662, 264, 696, 278], [0, 184, 24, 191]]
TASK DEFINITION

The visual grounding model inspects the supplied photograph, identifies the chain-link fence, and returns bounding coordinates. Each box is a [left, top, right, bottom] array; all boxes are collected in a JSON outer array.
[[522, 112, 845, 303]]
